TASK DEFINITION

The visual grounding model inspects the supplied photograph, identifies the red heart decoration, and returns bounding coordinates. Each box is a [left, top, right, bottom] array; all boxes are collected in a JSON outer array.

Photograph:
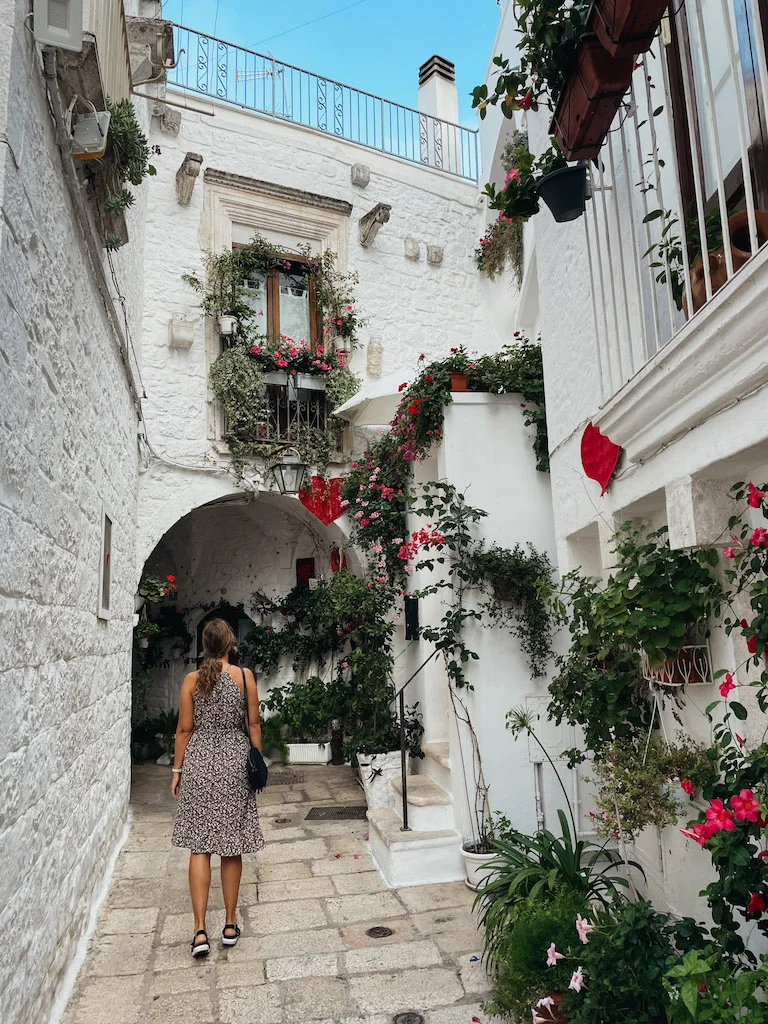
[[299, 475, 345, 525], [581, 423, 622, 495]]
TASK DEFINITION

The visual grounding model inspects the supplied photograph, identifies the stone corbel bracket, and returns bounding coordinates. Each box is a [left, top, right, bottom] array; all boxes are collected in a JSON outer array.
[[358, 202, 391, 248], [175, 152, 203, 206]]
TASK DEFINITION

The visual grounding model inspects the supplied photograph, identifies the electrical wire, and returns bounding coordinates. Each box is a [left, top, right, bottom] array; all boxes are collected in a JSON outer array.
[[213, 0, 221, 38], [253, 0, 373, 47]]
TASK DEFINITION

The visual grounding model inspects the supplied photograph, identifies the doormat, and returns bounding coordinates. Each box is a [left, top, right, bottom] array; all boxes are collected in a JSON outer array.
[[305, 805, 369, 820], [268, 769, 305, 786]]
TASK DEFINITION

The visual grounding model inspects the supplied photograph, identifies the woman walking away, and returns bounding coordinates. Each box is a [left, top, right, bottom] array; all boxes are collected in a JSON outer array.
[[171, 618, 265, 957]]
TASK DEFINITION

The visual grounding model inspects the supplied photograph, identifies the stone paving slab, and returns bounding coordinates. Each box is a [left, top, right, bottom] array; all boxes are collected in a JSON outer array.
[[63, 764, 487, 1023]]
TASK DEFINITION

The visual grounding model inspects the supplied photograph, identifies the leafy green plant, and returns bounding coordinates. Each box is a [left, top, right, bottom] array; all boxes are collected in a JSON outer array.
[[262, 676, 338, 743], [98, 99, 157, 247], [260, 714, 289, 763], [135, 621, 161, 642], [138, 572, 177, 604], [486, 889, 587, 1018], [475, 810, 636, 966], [665, 947, 768, 1023], [472, 0, 590, 118], [208, 345, 269, 468], [475, 218, 525, 284], [482, 139, 566, 226]]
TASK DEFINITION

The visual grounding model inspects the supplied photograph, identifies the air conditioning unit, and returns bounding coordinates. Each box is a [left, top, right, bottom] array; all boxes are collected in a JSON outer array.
[[34, 0, 84, 52]]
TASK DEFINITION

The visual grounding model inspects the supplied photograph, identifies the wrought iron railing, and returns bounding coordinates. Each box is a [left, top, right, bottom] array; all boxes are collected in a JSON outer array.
[[168, 24, 480, 182]]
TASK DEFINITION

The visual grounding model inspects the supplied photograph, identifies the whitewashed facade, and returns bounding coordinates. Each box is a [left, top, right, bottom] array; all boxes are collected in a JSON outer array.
[[479, 0, 768, 927]]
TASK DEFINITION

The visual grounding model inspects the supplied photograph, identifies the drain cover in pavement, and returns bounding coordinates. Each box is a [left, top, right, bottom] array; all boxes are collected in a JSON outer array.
[[366, 926, 394, 938], [393, 1014, 424, 1024], [305, 805, 369, 820], [268, 769, 305, 786]]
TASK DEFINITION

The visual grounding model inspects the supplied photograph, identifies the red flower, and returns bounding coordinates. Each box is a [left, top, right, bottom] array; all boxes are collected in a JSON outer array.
[[681, 779, 694, 796], [418, 353, 425, 361], [719, 673, 736, 698], [750, 527, 768, 547], [748, 482, 767, 507], [398, 382, 408, 392], [407, 403, 420, 415], [424, 376, 433, 382], [731, 789, 762, 823], [697, 984, 708, 994], [166, 575, 177, 583], [747, 893, 766, 915], [680, 822, 717, 846], [758, 850, 768, 860], [450, 347, 458, 353], [723, 546, 737, 559], [519, 88, 533, 110], [346, 305, 353, 311], [736, 734, 746, 746], [705, 799, 736, 833]]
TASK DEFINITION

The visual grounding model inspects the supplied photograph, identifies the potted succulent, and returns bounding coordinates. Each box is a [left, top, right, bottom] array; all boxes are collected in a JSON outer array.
[[589, 0, 671, 57]]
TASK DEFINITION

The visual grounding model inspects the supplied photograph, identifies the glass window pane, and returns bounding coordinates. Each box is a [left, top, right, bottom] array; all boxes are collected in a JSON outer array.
[[241, 272, 268, 330], [279, 270, 311, 343]]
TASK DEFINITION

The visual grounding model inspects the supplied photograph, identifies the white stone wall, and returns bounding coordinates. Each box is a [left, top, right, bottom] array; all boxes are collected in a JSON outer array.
[[0, 4, 145, 1021]]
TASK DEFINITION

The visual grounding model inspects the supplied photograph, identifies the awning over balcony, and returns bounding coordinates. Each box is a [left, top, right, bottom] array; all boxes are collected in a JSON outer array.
[[333, 373, 406, 427]]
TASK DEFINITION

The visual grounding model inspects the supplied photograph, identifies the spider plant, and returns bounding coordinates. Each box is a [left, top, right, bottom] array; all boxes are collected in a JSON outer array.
[[475, 809, 642, 966]]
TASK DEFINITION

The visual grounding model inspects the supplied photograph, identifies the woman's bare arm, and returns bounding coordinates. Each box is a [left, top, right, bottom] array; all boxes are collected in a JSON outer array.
[[171, 673, 196, 798], [245, 668, 262, 752]]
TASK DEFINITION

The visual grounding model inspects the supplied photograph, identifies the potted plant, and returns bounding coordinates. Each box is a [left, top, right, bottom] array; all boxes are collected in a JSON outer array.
[[134, 621, 160, 649], [262, 676, 335, 764], [137, 572, 178, 606], [130, 716, 164, 763], [461, 830, 499, 891], [536, 159, 589, 223], [442, 346, 472, 392], [589, 0, 671, 57], [551, 34, 634, 160], [154, 710, 178, 766]]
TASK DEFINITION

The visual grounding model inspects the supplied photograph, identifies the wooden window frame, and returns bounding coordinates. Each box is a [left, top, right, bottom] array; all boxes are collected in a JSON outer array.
[[233, 245, 321, 351]]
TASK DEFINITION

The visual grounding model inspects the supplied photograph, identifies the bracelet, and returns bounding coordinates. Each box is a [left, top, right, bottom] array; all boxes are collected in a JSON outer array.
[[171, 767, 183, 774]]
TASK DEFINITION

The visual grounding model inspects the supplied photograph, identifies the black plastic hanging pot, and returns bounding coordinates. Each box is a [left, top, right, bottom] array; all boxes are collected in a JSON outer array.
[[536, 162, 589, 223]]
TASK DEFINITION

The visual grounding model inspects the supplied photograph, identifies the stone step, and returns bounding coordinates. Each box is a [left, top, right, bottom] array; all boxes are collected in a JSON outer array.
[[367, 808, 464, 887], [391, 775, 452, 806], [423, 740, 451, 771]]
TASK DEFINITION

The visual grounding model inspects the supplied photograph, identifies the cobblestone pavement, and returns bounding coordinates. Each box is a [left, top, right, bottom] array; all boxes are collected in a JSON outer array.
[[63, 765, 491, 1024]]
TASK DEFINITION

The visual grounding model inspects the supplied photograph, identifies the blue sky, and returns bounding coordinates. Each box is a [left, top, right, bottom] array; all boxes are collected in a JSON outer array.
[[163, 0, 502, 123]]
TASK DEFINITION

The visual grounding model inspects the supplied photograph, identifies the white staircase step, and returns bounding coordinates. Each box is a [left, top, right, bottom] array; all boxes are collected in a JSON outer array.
[[424, 740, 451, 771], [392, 775, 452, 805], [391, 775, 454, 831], [367, 808, 464, 887]]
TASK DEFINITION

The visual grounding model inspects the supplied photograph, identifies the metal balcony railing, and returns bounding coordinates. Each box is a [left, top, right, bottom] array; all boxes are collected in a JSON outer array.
[[168, 24, 480, 182], [581, 1, 768, 404]]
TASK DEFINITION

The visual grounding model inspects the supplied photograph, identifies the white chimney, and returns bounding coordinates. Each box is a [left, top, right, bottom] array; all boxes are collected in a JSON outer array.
[[418, 55, 459, 124]]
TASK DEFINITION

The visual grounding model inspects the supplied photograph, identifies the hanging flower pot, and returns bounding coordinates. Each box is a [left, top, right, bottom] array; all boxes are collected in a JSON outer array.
[[640, 643, 713, 687], [536, 163, 589, 223], [590, 0, 671, 57], [449, 371, 469, 392], [139, 638, 150, 649], [218, 314, 238, 337], [551, 35, 634, 161]]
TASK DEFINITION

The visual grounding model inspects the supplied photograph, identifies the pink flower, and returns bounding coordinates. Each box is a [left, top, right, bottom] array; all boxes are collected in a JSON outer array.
[[750, 528, 768, 547], [536, 998, 555, 1010], [504, 168, 522, 186], [723, 546, 737, 559], [341, 661, 349, 670], [680, 822, 717, 846], [705, 798, 736, 833], [569, 967, 585, 993], [371, 544, 383, 554], [681, 779, 695, 796], [520, 88, 533, 110], [531, 1013, 546, 1024], [575, 914, 594, 944], [731, 789, 762, 823], [546, 943, 565, 967], [748, 482, 767, 507], [720, 673, 736, 697], [736, 734, 746, 746]]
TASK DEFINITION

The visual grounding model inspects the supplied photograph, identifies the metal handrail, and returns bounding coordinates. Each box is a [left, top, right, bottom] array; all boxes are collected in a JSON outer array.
[[167, 24, 480, 182], [394, 646, 440, 832]]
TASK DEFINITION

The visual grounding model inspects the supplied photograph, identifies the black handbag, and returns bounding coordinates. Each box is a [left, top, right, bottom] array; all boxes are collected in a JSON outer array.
[[241, 668, 268, 792]]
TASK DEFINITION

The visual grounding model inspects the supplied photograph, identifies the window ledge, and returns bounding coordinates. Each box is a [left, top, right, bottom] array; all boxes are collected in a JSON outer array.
[[594, 244, 768, 464]]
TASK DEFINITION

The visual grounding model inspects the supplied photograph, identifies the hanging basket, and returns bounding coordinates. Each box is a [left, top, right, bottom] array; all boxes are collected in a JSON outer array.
[[536, 164, 589, 223], [551, 34, 634, 161], [589, 0, 670, 58], [641, 643, 713, 687]]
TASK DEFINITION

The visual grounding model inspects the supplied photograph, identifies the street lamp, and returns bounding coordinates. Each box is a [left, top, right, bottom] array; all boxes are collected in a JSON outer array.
[[269, 453, 310, 495]]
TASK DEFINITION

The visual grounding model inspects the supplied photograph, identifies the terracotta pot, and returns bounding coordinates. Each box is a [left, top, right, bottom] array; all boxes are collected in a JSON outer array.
[[535, 993, 568, 1024], [684, 210, 768, 316], [590, 0, 670, 57], [551, 34, 634, 161], [449, 371, 469, 392]]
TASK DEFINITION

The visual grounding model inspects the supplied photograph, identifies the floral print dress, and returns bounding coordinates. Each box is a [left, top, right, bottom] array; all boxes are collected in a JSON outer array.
[[172, 670, 265, 856]]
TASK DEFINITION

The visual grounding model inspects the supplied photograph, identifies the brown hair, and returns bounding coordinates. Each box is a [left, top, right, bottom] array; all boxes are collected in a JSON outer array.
[[197, 618, 236, 697]]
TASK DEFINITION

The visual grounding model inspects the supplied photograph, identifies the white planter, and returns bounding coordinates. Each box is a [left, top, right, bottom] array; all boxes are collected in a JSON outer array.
[[334, 336, 351, 352], [461, 844, 499, 891], [156, 752, 172, 766], [295, 373, 326, 391], [288, 742, 332, 765], [263, 370, 289, 386], [139, 638, 149, 649], [357, 751, 403, 810], [218, 314, 238, 336]]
